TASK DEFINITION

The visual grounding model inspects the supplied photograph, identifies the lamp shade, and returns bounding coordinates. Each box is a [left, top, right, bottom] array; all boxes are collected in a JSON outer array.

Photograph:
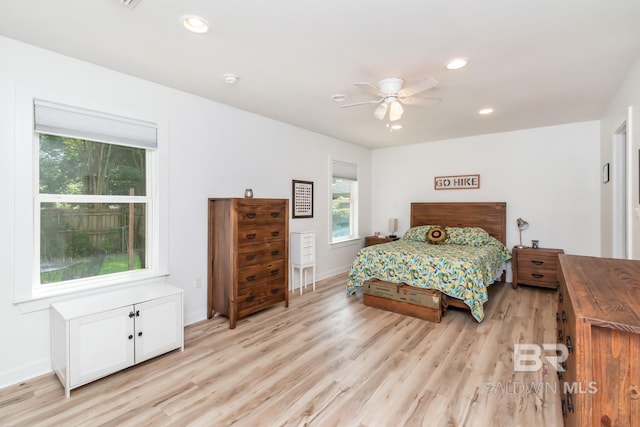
[[516, 218, 529, 231], [388, 218, 398, 233]]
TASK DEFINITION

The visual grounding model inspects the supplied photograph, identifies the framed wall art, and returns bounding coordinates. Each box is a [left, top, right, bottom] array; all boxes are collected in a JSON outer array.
[[292, 180, 314, 218]]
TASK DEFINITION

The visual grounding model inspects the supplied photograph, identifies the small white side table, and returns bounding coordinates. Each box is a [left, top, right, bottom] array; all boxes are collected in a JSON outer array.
[[290, 231, 316, 294]]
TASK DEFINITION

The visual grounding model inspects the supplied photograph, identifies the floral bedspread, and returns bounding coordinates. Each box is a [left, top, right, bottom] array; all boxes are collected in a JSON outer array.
[[346, 238, 511, 321]]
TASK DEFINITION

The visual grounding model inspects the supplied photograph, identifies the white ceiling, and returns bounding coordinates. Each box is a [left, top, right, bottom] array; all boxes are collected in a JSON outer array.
[[1, 0, 640, 149]]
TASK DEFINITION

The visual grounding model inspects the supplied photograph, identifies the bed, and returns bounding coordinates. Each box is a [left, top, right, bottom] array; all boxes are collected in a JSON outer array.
[[346, 202, 511, 322]]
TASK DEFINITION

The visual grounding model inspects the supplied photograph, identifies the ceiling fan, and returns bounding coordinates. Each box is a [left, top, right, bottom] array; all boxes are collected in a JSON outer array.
[[341, 77, 441, 122]]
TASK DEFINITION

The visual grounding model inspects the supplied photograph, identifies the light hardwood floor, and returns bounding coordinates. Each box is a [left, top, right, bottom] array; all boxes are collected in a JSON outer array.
[[0, 274, 563, 426]]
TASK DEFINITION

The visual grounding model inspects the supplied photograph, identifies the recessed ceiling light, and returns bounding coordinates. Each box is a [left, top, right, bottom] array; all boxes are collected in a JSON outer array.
[[181, 15, 209, 34], [446, 57, 468, 70], [478, 108, 494, 115], [332, 94, 347, 102], [224, 74, 238, 84]]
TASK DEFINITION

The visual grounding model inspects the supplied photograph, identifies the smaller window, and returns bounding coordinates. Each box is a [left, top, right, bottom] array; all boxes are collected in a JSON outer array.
[[331, 160, 358, 242]]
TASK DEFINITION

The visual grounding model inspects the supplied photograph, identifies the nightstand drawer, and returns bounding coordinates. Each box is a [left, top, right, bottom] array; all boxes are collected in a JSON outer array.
[[517, 253, 559, 269], [517, 265, 558, 284]]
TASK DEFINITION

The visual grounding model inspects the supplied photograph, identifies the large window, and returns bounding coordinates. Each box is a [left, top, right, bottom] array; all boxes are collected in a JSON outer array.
[[331, 160, 358, 242], [34, 100, 156, 291]]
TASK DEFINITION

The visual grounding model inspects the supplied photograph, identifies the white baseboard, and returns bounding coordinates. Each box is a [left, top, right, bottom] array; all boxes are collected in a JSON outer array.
[[0, 358, 52, 389]]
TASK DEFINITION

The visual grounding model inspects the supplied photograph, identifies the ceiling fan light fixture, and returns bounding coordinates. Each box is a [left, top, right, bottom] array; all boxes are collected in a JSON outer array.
[[374, 103, 388, 120], [389, 100, 404, 121]]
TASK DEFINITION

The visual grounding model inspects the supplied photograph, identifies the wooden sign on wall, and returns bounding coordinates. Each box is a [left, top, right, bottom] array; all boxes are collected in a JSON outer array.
[[434, 174, 480, 190]]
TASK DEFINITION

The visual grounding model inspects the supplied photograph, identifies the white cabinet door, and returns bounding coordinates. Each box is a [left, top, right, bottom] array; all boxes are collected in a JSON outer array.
[[69, 305, 135, 388], [134, 294, 183, 363]]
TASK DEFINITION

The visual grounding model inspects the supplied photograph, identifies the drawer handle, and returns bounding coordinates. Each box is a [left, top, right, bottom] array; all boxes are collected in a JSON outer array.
[[246, 275, 256, 281], [532, 273, 544, 279], [566, 335, 573, 353], [562, 311, 567, 323], [531, 260, 544, 265], [559, 292, 563, 303], [246, 213, 257, 219], [558, 330, 564, 343], [271, 250, 280, 256], [557, 370, 563, 381], [566, 392, 574, 413], [561, 399, 566, 418], [271, 231, 280, 237], [556, 312, 559, 322], [246, 295, 255, 302], [247, 233, 256, 240], [270, 269, 280, 276], [246, 254, 257, 261], [270, 288, 281, 294], [271, 212, 280, 218]]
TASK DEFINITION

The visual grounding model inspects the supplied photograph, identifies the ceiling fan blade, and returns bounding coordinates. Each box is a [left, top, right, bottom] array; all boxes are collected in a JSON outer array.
[[354, 82, 384, 97], [400, 96, 442, 107], [373, 103, 388, 120], [340, 98, 384, 108], [398, 77, 439, 97]]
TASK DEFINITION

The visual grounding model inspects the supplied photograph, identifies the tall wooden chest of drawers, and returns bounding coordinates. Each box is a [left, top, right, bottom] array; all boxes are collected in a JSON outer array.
[[557, 255, 640, 426], [207, 198, 289, 328]]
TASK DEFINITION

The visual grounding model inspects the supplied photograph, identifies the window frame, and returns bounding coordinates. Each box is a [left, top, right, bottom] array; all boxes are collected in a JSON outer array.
[[330, 159, 359, 244], [12, 89, 169, 312]]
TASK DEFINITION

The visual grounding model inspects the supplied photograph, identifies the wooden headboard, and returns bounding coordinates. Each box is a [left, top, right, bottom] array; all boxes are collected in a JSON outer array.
[[410, 202, 507, 245]]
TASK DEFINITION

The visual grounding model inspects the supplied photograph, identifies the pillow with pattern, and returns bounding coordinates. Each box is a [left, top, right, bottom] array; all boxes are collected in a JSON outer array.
[[445, 226, 491, 246], [402, 225, 434, 242], [426, 226, 448, 244]]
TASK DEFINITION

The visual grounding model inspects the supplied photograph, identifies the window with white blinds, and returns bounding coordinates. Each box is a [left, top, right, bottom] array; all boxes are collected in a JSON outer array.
[[331, 160, 358, 242], [34, 100, 157, 292]]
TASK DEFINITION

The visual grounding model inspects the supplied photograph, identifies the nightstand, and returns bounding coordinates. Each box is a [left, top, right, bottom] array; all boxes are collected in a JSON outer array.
[[364, 236, 398, 247], [512, 247, 564, 289]]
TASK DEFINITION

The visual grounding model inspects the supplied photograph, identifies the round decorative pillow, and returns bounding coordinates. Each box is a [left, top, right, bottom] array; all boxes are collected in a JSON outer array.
[[426, 226, 448, 244]]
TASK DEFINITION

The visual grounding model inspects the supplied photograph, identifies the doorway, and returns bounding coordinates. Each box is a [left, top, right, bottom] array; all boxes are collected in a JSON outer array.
[[612, 120, 628, 258]]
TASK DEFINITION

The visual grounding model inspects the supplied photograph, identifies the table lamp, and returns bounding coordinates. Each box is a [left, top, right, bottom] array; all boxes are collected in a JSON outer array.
[[515, 218, 529, 248], [388, 218, 398, 238]]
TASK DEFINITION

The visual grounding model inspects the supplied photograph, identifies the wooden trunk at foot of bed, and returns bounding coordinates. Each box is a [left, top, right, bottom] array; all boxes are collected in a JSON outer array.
[[362, 279, 447, 322]]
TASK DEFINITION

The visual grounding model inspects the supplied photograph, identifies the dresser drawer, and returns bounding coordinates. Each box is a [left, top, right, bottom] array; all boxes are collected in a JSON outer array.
[[236, 201, 286, 225], [238, 259, 285, 289], [237, 223, 286, 245], [237, 241, 285, 268], [237, 280, 286, 317]]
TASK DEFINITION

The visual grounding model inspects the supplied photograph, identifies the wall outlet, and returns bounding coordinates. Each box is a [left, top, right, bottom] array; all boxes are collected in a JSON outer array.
[[195, 277, 202, 288]]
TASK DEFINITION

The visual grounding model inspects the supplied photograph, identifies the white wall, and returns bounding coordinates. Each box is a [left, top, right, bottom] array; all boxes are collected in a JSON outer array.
[[371, 121, 601, 280], [0, 36, 371, 387], [600, 56, 640, 258]]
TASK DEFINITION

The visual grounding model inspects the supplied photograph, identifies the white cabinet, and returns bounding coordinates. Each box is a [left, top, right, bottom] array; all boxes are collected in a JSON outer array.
[[290, 231, 316, 294], [51, 283, 184, 398]]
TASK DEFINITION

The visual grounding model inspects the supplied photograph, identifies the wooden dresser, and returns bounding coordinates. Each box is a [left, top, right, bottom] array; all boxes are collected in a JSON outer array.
[[207, 198, 289, 328], [557, 255, 640, 426]]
